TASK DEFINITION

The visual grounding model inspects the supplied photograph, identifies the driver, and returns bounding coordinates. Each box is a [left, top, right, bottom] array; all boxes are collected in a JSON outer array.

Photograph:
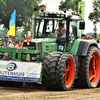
[[56, 22, 66, 38]]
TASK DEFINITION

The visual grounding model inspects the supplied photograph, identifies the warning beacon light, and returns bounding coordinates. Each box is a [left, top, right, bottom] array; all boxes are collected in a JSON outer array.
[[41, 7, 45, 12], [79, 7, 82, 12]]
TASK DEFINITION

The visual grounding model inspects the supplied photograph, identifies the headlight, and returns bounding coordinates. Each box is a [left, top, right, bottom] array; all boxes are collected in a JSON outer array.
[[31, 57, 36, 60]]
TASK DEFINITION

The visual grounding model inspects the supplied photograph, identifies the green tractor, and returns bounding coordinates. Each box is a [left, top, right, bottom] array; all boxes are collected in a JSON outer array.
[[22, 2, 100, 90], [0, 1, 100, 90]]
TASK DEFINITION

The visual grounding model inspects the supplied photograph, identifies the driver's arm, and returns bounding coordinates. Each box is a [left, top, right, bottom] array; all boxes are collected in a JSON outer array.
[[57, 29, 66, 36]]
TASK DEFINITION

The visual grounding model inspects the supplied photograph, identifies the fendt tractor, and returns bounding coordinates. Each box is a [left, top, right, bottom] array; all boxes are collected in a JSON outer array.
[[0, 1, 100, 91]]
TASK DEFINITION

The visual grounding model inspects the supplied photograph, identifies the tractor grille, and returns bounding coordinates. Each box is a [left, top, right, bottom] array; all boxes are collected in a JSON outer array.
[[23, 42, 36, 61], [37, 43, 42, 58], [23, 42, 36, 50]]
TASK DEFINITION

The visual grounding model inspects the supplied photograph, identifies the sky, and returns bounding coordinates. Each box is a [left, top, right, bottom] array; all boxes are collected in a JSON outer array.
[[41, 0, 100, 34]]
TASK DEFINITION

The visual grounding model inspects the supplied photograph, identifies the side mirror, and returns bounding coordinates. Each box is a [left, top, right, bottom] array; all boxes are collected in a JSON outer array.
[[79, 22, 85, 30], [97, 39, 100, 43]]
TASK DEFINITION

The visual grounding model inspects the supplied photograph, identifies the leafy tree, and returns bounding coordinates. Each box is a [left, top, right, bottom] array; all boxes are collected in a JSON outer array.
[[88, 0, 100, 25], [59, 0, 81, 14], [0, 29, 8, 36], [0, 0, 42, 29]]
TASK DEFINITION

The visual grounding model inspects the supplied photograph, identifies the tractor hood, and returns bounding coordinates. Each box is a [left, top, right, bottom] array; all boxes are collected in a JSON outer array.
[[23, 38, 58, 60], [41, 38, 57, 43], [24, 38, 56, 43]]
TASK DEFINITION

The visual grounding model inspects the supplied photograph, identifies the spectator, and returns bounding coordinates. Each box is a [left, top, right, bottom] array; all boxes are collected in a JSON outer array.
[[9, 41, 14, 47], [7, 39, 9, 42], [0, 42, 3, 47], [16, 41, 22, 49], [5, 41, 10, 48]]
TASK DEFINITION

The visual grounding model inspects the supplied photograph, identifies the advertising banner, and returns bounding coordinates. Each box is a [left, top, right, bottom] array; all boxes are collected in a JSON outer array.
[[0, 61, 41, 82]]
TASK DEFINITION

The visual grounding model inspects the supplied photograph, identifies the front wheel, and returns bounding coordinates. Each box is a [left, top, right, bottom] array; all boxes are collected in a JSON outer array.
[[43, 52, 76, 91], [56, 53, 76, 90]]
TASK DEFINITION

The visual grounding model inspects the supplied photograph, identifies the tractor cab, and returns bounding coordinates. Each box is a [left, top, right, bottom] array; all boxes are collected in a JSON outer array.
[[35, 9, 85, 52], [23, 7, 85, 62]]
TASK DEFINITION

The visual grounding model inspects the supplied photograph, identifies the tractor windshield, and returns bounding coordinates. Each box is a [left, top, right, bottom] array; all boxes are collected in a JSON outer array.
[[37, 19, 57, 38], [37, 19, 67, 38], [36, 18, 81, 39]]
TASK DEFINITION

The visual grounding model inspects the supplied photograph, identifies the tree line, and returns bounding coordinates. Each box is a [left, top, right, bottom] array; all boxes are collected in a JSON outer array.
[[0, 0, 42, 28], [0, 0, 99, 36]]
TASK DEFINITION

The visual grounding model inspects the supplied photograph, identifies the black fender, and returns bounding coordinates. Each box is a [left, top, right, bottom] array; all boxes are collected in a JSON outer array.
[[77, 40, 99, 56]]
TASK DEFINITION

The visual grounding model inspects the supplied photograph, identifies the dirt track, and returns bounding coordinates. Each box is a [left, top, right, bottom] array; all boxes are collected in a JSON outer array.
[[0, 84, 100, 100]]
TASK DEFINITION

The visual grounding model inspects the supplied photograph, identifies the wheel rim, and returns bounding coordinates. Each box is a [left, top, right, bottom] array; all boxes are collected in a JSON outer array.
[[89, 51, 100, 85], [63, 57, 75, 87]]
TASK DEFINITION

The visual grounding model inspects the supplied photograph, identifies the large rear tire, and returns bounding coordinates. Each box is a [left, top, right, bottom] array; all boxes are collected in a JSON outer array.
[[43, 52, 76, 90], [80, 46, 100, 88]]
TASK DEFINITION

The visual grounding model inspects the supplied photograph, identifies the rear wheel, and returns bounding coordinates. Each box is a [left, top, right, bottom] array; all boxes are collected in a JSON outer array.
[[80, 46, 100, 88]]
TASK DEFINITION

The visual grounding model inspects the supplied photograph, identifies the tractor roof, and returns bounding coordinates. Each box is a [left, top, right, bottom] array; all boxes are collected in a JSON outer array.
[[39, 10, 81, 20]]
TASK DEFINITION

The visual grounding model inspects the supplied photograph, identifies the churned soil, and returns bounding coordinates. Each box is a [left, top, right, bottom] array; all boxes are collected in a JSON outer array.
[[0, 84, 100, 100]]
